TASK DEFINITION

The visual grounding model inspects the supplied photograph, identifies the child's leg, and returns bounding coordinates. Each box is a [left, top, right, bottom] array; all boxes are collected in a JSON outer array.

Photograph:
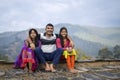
[[26, 63, 29, 70], [66, 56, 71, 70], [66, 55, 78, 73], [71, 55, 75, 69], [71, 55, 79, 73], [28, 62, 32, 72], [27, 50, 34, 72], [21, 50, 27, 68]]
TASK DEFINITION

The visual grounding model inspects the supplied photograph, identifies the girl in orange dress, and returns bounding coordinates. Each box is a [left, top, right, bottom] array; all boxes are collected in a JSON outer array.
[[56, 27, 78, 73]]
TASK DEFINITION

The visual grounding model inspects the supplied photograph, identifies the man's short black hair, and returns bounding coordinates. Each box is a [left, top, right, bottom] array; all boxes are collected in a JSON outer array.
[[46, 23, 54, 28]]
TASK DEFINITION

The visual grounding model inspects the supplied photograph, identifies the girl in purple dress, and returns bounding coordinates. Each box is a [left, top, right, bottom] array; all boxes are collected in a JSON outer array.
[[14, 28, 40, 72]]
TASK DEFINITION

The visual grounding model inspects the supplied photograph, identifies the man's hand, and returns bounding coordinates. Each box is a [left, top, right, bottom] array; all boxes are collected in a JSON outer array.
[[70, 41, 74, 48], [67, 35, 74, 47], [30, 43, 35, 50]]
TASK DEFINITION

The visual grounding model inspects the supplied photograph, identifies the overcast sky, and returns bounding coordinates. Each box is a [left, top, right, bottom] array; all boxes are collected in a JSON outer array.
[[0, 0, 120, 33]]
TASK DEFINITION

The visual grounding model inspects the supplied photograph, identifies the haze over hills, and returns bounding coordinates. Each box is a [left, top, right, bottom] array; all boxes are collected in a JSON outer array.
[[0, 23, 120, 61], [55, 23, 120, 47]]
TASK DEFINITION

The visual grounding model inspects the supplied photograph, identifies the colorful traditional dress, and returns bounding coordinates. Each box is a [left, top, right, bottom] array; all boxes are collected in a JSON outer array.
[[56, 38, 77, 59], [14, 40, 40, 71], [56, 38, 77, 70]]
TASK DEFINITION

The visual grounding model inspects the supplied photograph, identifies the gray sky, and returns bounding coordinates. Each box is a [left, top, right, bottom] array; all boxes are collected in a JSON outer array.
[[0, 0, 120, 33]]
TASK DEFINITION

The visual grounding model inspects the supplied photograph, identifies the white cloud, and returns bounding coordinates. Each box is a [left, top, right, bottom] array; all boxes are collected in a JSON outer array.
[[0, 0, 120, 33]]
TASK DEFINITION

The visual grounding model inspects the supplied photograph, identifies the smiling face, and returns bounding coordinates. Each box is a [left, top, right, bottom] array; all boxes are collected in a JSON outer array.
[[45, 26, 54, 35], [60, 28, 68, 38], [30, 30, 37, 39]]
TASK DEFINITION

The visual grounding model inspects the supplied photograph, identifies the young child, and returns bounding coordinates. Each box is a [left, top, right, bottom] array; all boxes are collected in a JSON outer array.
[[14, 28, 40, 72], [56, 27, 78, 73]]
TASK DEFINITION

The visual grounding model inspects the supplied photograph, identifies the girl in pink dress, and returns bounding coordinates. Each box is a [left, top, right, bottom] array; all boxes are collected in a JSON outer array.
[[56, 27, 78, 73]]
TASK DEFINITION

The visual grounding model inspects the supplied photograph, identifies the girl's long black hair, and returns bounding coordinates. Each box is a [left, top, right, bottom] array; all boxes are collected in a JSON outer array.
[[29, 28, 39, 47], [59, 27, 68, 47]]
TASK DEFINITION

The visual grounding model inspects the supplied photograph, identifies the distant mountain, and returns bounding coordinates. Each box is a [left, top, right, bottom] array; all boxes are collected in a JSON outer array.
[[0, 28, 45, 61], [55, 23, 120, 47], [0, 23, 120, 61]]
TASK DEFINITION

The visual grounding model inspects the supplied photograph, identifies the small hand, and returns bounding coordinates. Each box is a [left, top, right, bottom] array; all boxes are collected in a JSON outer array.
[[30, 43, 35, 50], [67, 47, 73, 53]]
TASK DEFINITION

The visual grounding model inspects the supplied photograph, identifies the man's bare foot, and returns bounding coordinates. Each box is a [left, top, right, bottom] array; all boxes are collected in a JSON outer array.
[[49, 64, 56, 72], [45, 63, 51, 71]]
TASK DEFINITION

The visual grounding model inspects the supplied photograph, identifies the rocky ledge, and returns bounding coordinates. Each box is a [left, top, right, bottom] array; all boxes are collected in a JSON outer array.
[[0, 60, 120, 80]]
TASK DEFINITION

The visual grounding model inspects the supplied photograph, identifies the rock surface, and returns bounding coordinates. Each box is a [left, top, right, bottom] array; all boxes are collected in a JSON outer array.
[[0, 62, 120, 80]]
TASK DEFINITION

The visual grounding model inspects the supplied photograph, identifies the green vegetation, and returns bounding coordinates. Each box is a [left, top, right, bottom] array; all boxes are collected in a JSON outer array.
[[0, 53, 8, 61], [114, 45, 120, 59], [98, 47, 113, 59], [75, 48, 92, 60], [98, 45, 120, 59]]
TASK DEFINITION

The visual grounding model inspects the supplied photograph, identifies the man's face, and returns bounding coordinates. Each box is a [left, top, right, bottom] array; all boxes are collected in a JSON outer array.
[[45, 26, 54, 35]]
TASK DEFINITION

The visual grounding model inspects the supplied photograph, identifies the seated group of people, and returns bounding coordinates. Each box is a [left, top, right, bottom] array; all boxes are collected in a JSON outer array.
[[14, 23, 78, 73]]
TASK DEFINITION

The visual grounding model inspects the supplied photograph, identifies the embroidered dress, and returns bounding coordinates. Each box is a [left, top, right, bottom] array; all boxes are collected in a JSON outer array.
[[56, 38, 77, 70], [56, 38, 77, 60], [14, 41, 40, 71]]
